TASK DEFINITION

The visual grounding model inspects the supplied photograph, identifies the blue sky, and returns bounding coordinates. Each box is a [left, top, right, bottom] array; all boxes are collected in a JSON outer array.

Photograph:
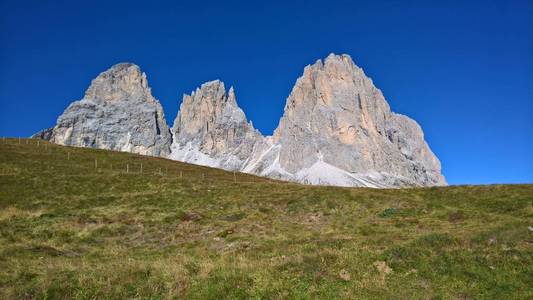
[[0, 0, 531, 185]]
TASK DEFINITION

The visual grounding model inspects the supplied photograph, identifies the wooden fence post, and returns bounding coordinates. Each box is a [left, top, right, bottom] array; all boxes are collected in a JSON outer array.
[[67, 152, 70, 161], [95, 159, 98, 169], [180, 171, 183, 179], [233, 171, 237, 183], [127, 164, 129, 173], [140, 163, 143, 174]]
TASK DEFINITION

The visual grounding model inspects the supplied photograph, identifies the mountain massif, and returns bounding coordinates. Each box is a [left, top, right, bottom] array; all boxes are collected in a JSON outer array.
[[38, 54, 446, 187], [47, 63, 172, 157]]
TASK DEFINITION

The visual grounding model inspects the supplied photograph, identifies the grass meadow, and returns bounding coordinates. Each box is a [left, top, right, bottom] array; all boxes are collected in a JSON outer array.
[[0, 139, 531, 299]]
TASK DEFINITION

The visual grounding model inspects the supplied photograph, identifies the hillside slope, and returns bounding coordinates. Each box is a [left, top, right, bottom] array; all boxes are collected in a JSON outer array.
[[0, 139, 531, 299]]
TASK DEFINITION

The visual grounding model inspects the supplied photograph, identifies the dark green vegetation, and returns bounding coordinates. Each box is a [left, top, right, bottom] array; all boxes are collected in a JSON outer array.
[[1, 138, 532, 299]]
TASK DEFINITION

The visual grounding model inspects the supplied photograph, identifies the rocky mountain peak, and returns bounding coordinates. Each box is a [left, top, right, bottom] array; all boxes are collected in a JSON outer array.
[[168, 53, 445, 188], [49, 63, 172, 156], [187, 80, 239, 108], [274, 53, 389, 143], [174, 80, 247, 137], [170, 81, 265, 170], [265, 53, 445, 187], [42, 54, 446, 188], [227, 86, 237, 105], [84, 62, 152, 104]]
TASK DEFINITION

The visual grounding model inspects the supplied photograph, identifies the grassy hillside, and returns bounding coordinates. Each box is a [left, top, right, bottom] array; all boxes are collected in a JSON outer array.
[[0, 138, 531, 299]]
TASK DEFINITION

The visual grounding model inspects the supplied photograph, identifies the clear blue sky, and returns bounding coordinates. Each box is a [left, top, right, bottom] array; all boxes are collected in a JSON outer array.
[[0, 0, 531, 185]]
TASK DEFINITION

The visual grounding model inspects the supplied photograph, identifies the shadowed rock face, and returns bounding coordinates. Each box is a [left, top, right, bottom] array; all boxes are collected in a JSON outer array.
[[172, 54, 446, 187], [49, 63, 172, 156], [31, 127, 53, 140]]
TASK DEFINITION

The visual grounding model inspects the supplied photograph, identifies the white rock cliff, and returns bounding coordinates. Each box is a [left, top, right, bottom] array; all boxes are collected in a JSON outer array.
[[245, 54, 446, 187], [49, 63, 172, 156], [169, 80, 266, 170]]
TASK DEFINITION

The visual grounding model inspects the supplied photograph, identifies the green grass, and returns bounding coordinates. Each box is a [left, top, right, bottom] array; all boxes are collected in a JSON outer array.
[[0, 138, 532, 299]]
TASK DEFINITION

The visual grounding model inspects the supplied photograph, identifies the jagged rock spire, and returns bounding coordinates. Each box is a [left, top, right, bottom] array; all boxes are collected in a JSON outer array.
[[169, 80, 266, 170]]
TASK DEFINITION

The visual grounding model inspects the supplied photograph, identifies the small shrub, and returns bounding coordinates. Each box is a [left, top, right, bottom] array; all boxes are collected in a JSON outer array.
[[379, 208, 397, 218], [217, 228, 234, 238]]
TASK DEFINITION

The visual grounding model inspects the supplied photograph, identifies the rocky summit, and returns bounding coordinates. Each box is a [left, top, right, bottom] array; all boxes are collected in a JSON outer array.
[[244, 54, 446, 187], [174, 54, 445, 187], [48, 63, 172, 156], [42, 54, 446, 187], [169, 80, 266, 170]]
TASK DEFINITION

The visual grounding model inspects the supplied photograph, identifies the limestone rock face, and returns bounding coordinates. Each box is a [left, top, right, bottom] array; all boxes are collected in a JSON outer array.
[[243, 54, 446, 187], [168, 54, 445, 187], [43, 54, 445, 188], [169, 80, 267, 170], [49, 63, 172, 156], [31, 127, 53, 140]]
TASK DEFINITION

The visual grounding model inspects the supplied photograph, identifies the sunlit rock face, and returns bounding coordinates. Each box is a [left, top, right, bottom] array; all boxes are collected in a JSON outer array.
[[170, 54, 446, 188], [50, 63, 172, 156], [252, 54, 446, 187], [169, 80, 268, 170], [46, 54, 445, 188]]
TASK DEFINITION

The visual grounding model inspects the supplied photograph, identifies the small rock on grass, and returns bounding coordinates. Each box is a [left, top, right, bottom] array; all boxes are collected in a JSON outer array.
[[339, 269, 351, 281], [373, 261, 392, 275]]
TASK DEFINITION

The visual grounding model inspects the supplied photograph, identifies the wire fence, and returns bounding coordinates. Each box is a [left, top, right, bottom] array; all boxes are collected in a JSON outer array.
[[0, 137, 289, 185]]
